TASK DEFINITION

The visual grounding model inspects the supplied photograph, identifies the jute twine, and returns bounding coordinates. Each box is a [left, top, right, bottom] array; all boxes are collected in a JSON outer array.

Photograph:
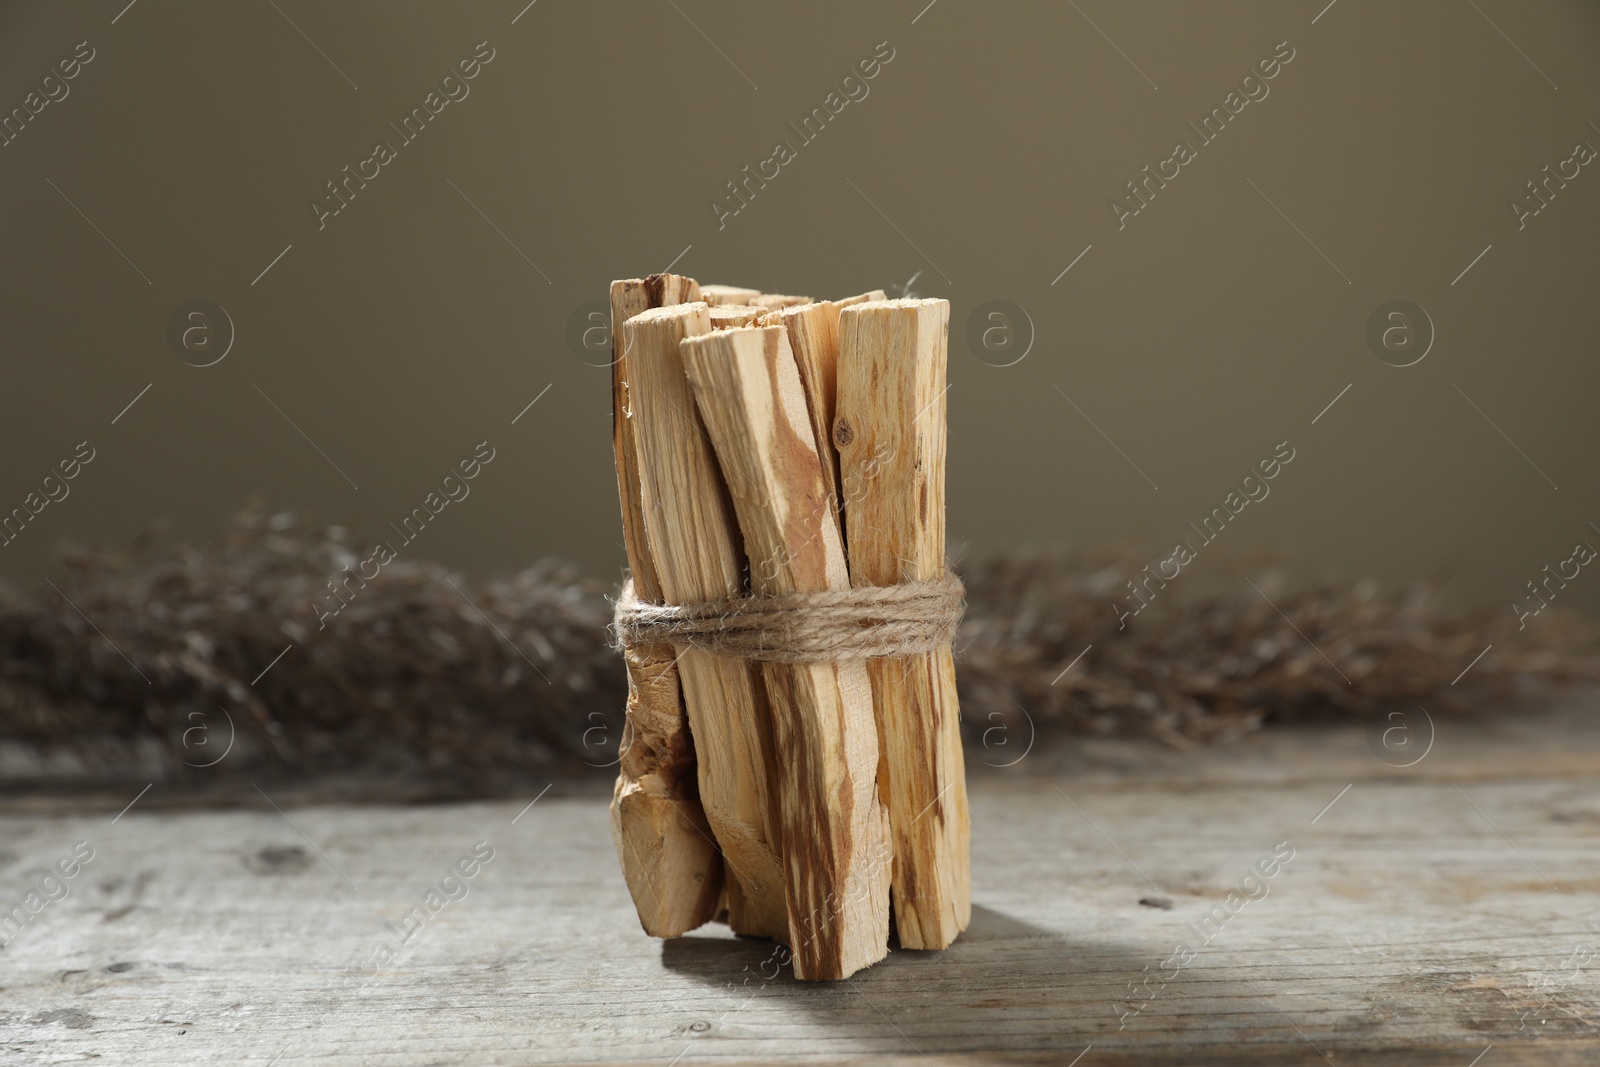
[[612, 573, 965, 664]]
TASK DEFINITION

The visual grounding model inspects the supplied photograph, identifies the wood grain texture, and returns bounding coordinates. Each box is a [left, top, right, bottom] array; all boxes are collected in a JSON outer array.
[[608, 647, 724, 937], [836, 298, 971, 950], [708, 304, 766, 329], [5, 708, 1599, 1064], [682, 325, 892, 980], [764, 302, 846, 524], [698, 284, 762, 306], [750, 293, 813, 309], [835, 288, 888, 308], [757, 291, 885, 534], [607, 274, 723, 937], [624, 303, 787, 941], [610, 274, 700, 606]]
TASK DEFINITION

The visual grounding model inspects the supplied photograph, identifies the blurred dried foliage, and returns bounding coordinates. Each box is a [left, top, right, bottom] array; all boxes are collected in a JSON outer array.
[[959, 549, 1597, 743], [0, 511, 1593, 784], [0, 507, 624, 784]]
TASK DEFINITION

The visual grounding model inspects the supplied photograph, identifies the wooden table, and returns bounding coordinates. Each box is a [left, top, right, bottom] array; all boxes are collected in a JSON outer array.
[[2, 701, 1597, 1064]]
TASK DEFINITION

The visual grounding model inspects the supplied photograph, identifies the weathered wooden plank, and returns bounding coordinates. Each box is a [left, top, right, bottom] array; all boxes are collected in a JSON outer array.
[[1, 710, 1598, 1065]]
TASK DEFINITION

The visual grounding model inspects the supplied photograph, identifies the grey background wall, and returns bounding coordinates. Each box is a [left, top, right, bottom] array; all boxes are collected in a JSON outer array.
[[2, 1, 1598, 622]]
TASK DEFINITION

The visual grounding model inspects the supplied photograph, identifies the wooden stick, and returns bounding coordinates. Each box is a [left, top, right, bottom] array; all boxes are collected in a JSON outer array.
[[750, 293, 813, 309], [608, 650, 725, 936], [760, 291, 888, 532], [835, 298, 971, 950], [681, 324, 892, 980], [611, 274, 699, 605], [834, 289, 887, 309], [607, 274, 725, 937], [761, 303, 843, 524], [699, 284, 762, 306], [710, 305, 767, 329], [624, 302, 789, 941]]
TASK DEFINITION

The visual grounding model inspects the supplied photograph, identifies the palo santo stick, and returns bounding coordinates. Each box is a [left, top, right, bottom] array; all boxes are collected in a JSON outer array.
[[751, 293, 813, 309], [682, 325, 892, 981], [835, 298, 971, 950], [609, 654, 724, 936], [608, 274, 724, 937], [699, 284, 762, 306], [835, 289, 888, 308], [760, 291, 889, 529], [611, 274, 698, 604], [710, 305, 767, 329], [765, 303, 844, 522], [625, 303, 789, 941]]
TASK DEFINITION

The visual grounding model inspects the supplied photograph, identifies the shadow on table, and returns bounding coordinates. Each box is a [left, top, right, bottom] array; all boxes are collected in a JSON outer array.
[[661, 902, 1145, 1055]]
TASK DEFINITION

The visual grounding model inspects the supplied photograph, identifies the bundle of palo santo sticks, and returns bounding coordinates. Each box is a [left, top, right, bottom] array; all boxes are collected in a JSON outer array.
[[605, 274, 970, 981]]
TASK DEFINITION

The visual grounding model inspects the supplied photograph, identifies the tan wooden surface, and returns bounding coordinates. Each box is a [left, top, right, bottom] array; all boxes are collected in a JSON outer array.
[[2, 702, 1598, 1065]]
